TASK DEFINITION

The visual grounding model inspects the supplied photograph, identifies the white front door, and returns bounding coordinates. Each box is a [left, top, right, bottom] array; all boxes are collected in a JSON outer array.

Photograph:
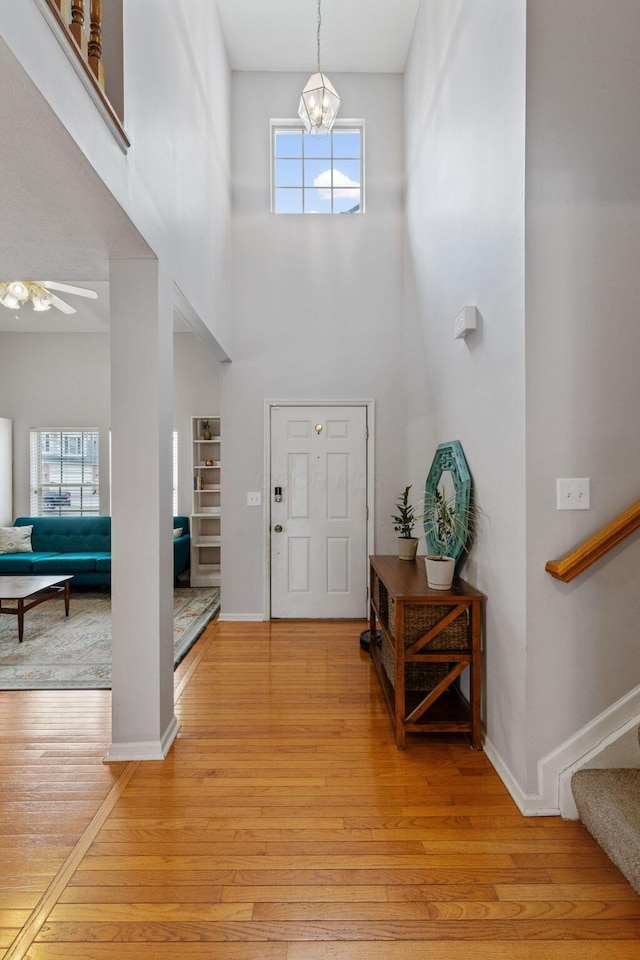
[[270, 405, 368, 619]]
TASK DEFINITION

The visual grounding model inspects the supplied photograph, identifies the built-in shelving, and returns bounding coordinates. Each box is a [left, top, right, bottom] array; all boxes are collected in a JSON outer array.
[[190, 416, 221, 587]]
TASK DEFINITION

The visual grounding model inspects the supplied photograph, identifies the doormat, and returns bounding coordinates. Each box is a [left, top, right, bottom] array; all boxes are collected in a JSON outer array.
[[0, 587, 220, 690]]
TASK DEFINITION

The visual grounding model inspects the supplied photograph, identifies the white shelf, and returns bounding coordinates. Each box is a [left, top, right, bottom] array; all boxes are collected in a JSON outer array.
[[191, 572, 221, 587], [191, 416, 222, 590]]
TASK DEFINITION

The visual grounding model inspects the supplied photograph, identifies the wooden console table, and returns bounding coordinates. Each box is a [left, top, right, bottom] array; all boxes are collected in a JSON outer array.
[[369, 555, 484, 749]]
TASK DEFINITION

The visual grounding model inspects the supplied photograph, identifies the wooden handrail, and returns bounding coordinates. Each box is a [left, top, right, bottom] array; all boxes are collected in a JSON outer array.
[[546, 500, 640, 582]]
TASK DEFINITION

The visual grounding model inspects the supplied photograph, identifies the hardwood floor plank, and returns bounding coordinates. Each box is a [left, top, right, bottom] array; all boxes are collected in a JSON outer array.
[[0, 929, 22, 950], [24, 945, 287, 960], [34, 917, 640, 941], [59, 886, 225, 904], [65, 866, 553, 887], [252, 900, 640, 920], [284, 944, 640, 960], [0, 914, 30, 933], [47, 904, 254, 922], [495, 884, 640, 901], [74, 853, 519, 872]]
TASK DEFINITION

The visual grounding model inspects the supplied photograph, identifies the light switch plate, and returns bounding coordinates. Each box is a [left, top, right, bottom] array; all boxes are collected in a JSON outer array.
[[453, 306, 478, 339], [556, 478, 590, 510], [247, 492, 261, 507]]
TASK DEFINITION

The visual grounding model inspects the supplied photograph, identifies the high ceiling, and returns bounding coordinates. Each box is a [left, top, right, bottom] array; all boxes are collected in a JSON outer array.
[[216, 0, 421, 74], [0, 1, 422, 333]]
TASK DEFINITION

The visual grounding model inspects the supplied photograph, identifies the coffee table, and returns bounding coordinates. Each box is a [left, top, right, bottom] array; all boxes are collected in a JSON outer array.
[[0, 575, 72, 642]]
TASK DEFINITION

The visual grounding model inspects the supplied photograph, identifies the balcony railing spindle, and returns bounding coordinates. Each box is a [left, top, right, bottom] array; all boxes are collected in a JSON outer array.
[[70, 0, 88, 58], [88, 0, 105, 87]]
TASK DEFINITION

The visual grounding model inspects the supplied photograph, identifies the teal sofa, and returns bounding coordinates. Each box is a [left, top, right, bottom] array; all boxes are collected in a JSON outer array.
[[0, 516, 190, 588]]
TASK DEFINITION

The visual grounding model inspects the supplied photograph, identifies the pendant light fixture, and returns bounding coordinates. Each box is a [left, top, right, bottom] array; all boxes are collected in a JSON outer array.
[[298, 0, 341, 137]]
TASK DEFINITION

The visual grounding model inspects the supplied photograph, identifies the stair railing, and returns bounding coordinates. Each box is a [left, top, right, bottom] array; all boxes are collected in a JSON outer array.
[[51, 0, 105, 88], [546, 500, 640, 582], [42, 0, 128, 147]]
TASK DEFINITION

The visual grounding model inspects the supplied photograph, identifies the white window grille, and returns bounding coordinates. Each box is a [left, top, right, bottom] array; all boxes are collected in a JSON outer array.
[[172, 430, 179, 515], [272, 121, 364, 214], [30, 429, 99, 516]]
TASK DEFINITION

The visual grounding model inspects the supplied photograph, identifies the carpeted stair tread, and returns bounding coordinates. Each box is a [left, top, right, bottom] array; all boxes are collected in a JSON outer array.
[[571, 768, 640, 895]]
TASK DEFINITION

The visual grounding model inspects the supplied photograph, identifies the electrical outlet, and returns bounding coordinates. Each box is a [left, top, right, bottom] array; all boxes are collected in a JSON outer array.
[[556, 478, 590, 511], [247, 492, 261, 507]]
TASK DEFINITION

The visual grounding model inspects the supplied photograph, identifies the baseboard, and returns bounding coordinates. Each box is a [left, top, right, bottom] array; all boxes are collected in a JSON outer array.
[[217, 613, 265, 622], [485, 689, 640, 818], [103, 715, 180, 763], [484, 736, 560, 817], [538, 684, 640, 818]]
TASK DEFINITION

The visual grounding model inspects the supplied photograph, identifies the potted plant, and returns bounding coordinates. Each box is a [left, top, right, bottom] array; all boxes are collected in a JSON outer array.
[[392, 485, 421, 561], [423, 487, 478, 590], [200, 420, 212, 441]]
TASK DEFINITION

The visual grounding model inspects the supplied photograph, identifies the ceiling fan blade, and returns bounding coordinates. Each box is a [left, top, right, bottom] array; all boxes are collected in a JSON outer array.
[[49, 293, 77, 315], [42, 281, 98, 299]]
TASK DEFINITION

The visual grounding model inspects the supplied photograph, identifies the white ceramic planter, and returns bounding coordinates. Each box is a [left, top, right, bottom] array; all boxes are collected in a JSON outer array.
[[397, 537, 419, 561], [425, 555, 455, 590]]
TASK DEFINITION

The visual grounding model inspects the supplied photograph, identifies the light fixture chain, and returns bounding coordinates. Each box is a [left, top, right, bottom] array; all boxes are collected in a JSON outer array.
[[298, 0, 340, 136], [316, 0, 322, 74]]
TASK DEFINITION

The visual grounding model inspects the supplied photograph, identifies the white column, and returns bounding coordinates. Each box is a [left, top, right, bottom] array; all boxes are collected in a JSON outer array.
[[105, 259, 177, 761]]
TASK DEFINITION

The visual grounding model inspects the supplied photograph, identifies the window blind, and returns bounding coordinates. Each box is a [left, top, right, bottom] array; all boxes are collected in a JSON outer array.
[[172, 430, 178, 515], [30, 429, 99, 516]]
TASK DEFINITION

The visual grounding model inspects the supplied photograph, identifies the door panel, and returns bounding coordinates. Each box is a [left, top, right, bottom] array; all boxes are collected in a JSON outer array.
[[271, 405, 367, 618], [289, 453, 310, 518], [288, 538, 310, 592], [327, 537, 350, 593], [326, 453, 349, 519]]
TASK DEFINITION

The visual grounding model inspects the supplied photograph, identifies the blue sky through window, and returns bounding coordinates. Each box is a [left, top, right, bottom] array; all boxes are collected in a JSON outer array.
[[273, 125, 363, 214]]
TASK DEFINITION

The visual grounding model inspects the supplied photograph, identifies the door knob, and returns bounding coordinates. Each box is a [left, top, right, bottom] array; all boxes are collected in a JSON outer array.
[[274, 524, 283, 533]]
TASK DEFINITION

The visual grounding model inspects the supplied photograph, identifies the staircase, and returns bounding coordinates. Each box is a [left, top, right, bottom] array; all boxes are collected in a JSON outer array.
[[571, 727, 640, 894]]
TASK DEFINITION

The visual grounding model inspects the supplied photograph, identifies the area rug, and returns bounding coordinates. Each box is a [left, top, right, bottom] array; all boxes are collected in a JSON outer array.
[[0, 587, 220, 690]]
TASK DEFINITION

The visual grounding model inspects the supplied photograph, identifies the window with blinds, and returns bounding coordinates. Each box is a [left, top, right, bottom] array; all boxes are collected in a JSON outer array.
[[172, 431, 178, 515], [30, 430, 99, 516]]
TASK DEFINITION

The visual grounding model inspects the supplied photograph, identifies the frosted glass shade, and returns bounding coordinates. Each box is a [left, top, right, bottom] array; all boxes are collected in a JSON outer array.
[[298, 73, 341, 137]]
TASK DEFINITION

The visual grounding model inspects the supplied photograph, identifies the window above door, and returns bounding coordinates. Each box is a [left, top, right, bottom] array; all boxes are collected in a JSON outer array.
[[271, 121, 364, 215]]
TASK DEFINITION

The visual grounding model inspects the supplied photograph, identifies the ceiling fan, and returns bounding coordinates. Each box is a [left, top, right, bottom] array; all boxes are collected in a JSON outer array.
[[0, 280, 98, 314]]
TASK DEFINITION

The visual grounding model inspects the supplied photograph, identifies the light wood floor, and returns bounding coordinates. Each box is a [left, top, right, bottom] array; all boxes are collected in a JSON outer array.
[[1, 618, 639, 959]]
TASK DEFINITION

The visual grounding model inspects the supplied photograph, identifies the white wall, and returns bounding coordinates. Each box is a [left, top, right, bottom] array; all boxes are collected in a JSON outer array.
[[0, 332, 219, 520], [404, 0, 528, 786], [0, 334, 112, 517], [222, 71, 406, 616], [525, 0, 640, 789]]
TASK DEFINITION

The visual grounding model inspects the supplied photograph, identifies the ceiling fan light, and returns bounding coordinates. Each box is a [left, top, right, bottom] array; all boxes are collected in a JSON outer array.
[[7, 281, 29, 302], [0, 293, 20, 310], [32, 294, 52, 312]]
